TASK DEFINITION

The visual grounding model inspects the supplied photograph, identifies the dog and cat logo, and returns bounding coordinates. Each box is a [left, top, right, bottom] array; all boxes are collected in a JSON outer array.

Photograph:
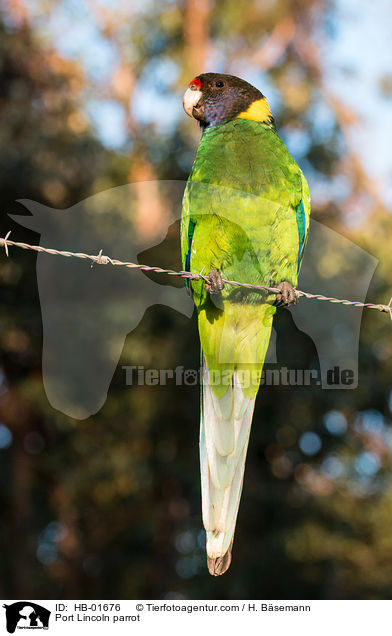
[[2, 603, 50, 633]]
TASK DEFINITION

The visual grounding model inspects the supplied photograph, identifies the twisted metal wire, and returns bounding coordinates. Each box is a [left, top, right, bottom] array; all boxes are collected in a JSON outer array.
[[1, 232, 391, 319]]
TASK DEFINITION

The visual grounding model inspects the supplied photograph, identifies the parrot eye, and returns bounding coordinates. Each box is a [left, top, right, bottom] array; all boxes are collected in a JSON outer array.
[[215, 80, 224, 87]]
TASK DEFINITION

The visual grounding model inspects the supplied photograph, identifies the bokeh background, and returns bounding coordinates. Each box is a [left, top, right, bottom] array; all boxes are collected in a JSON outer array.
[[1, 0, 392, 600]]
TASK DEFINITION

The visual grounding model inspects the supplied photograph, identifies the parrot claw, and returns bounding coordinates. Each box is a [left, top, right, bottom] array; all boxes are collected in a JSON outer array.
[[205, 269, 225, 295], [275, 281, 298, 306]]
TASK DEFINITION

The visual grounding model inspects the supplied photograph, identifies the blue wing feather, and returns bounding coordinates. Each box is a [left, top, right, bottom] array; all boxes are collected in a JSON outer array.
[[184, 219, 196, 292], [296, 199, 308, 273]]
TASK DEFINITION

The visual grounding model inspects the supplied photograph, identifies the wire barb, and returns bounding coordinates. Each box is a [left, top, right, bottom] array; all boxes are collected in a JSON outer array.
[[387, 296, 392, 321], [0, 231, 12, 257], [91, 249, 110, 268], [0, 232, 391, 319]]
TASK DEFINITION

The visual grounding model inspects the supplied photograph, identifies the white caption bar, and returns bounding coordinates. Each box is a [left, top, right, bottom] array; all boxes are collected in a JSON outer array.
[[0, 599, 386, 636]]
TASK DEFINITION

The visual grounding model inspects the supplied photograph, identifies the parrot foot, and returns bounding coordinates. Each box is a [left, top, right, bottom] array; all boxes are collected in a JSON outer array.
[[205, 269, 225, 295], [275, 281, 298, 306]]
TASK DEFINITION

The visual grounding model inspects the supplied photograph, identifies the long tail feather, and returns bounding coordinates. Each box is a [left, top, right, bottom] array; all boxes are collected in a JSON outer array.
[[200, 360, 256, 575]]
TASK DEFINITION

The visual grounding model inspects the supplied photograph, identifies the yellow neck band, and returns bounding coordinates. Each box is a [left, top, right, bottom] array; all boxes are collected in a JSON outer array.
[[237, 98, 272, 123]]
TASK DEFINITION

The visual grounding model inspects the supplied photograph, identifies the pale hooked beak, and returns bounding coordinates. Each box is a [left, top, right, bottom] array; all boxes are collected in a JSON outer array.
[[183, 85, 203, 117]]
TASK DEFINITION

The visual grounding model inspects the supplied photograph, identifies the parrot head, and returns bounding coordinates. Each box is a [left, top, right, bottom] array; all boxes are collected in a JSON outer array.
[[183, 73, 274, 129]]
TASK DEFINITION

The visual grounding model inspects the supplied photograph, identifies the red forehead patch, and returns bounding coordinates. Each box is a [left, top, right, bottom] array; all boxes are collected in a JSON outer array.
[[189, 77, 201, 88]]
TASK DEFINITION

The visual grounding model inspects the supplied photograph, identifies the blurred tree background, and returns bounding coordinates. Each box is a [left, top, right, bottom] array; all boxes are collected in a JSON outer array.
[[1, 0, 392, 599]]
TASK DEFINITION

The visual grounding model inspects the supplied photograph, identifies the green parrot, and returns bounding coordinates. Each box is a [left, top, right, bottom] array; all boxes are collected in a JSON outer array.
[[181, 73, 310, 576]]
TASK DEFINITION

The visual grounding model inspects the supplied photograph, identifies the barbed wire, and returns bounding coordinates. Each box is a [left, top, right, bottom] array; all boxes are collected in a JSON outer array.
[[1, 231, 391, 319]]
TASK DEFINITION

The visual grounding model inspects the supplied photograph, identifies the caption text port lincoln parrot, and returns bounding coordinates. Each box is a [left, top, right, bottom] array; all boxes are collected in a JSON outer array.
[[181, 73, 311, 576]]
